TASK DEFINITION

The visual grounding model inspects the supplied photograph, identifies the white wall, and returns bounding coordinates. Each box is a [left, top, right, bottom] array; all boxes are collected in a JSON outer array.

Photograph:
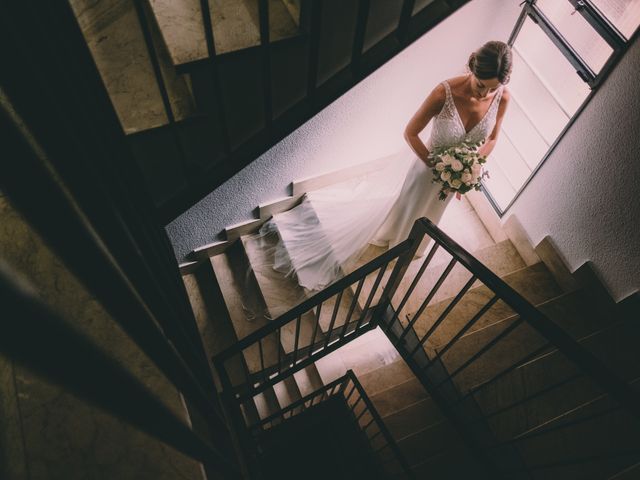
[[166, 0, 521, 261], [506, 36, 640, 302]]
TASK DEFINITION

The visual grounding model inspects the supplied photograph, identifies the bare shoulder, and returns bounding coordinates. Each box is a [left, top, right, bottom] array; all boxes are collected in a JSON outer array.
[[429, 82, 447, 103], [444, 75, 469, 93], [498, 87, 511, 108], [416, 82, 446, 114]]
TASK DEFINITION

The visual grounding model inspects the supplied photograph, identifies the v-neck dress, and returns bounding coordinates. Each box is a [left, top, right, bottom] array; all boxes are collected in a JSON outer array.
[[371, 80, 504, 254], [257, 79, 505, 291]]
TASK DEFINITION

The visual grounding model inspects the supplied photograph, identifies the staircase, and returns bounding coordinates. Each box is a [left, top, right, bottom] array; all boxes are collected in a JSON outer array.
[[68, 0, 471, 221], [180, 163, 640, 478]]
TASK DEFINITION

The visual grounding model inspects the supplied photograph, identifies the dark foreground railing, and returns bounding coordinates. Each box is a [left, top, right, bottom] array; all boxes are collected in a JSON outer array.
[[376, 218, 640, 477], [0, 261, 238, 478], [0, 2, 236, 476], [247, 370, 414, 479], [216, 216, 640, 479], [213, 241, 411, 402]]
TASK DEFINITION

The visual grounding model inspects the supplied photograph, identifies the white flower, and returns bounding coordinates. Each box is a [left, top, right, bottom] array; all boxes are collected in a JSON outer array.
[[441, 154, 455, 165], [461, 172, 473, 183], [450, 179, 462, 189], [454, 147, 462, 154], [465, 181, 472, 186], [435, 162, 445, 172], [451, 159, 464, 172], [440, 171, 452, 182]]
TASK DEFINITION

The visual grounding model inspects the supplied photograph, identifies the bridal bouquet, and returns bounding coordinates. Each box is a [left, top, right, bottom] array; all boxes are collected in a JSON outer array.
[[429, 141, 489, 201]]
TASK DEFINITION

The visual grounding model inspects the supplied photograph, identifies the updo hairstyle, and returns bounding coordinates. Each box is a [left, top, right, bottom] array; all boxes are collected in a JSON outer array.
[[468, 41, 513, 84]]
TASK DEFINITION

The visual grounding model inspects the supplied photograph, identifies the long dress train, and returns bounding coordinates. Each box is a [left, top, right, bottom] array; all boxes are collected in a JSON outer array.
[[258, 79, 504, 292]]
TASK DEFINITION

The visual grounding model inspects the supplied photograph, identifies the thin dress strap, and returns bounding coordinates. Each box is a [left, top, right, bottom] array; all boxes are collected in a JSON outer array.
[[439, 81, 457, 120]]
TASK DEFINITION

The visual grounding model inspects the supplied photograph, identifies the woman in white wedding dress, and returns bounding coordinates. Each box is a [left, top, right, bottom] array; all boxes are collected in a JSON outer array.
[[259, 41, 513, 292]]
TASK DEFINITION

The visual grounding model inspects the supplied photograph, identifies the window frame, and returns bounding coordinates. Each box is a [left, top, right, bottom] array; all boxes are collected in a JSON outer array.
[[483, 0, 639, 216]]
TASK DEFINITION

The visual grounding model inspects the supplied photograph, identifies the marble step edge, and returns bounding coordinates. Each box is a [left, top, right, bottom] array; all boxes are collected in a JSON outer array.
[[432, 289, 589, 351], [183, 195, 306, 268], [508, 221, 639, 320], [252, 386, 282, 421], [465, 316, 640, 408], [272, 375, 302, 411], [463, 238, 525, 276], [511, 375, 640, 442], [209, 242, 273, 337], [357, 359, 416, 397], [240, 228, 363, 337], [607, 460, 640, 480], [401, 239, 528, 308], [381, 397, 447, 443], [147, 0, 304, 70], [393, 417, 461, 466], [184, 155, 399, 269], [408, 262, 562, 343], [369, 376, 430, 410], [239, 231, 307, 319], [208, 243, 290, 381], [181, 259, 246, 389]]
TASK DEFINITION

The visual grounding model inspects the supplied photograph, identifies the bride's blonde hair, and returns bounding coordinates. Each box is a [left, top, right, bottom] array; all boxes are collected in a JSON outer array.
[[468, 41, 512, 84]]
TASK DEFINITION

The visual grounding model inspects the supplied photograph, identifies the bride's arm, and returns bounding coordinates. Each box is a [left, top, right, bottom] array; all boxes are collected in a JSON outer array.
[[404, 85, 446, 168], [478, 89, 511, 157]]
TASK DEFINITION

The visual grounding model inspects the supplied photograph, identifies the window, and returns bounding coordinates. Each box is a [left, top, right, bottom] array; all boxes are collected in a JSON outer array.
[[483, 0, 640, 213]]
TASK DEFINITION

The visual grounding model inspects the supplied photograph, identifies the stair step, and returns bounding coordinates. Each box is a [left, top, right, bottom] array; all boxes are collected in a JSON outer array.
[[357, 359, 416, 397], [392, 420, 462, 467], [406, 262, 563, 349], [253, 386, 282, 421], [240, 397, 261, 427], [394, 239, 526, 319], [271, 200, 344, 294], [607, 461, 640, 480], [292, 365, 324, 398], [148, 0, 300, 69], [242, 232, 364, 349], [272, 375, 302, 410], [369, 377, 429, 418], [409, 444, 480, 479], [182, 262, 244, 388], [471, 316, 640, 444], [70, 0, 195, 134], [210, 242, 279, 376], [438, 290, 608, 392], [311, 327, 400, 386], [314, 354, 348, 386], [382, 397, 444, 441], [513, 393, 640, 480]]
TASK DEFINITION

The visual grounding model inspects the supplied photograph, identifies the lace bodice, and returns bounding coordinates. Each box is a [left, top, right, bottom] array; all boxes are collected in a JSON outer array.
[[426, 79, 504, 151]]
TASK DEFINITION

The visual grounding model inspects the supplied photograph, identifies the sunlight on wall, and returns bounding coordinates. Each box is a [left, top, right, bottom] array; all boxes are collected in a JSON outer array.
[[167, 0, 522, 261]]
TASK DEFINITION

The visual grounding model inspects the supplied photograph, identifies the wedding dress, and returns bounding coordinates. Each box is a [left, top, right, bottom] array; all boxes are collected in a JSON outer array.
[[258, 80, 504, 292]]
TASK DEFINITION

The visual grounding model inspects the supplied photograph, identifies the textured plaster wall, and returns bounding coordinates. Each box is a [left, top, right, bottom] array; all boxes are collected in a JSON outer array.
[[167, 0, 521, 261], [507, 37, 640, 302]]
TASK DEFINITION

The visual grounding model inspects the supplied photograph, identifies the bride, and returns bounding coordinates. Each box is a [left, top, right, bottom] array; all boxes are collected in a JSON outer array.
[[258, 41, 513, 292]]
